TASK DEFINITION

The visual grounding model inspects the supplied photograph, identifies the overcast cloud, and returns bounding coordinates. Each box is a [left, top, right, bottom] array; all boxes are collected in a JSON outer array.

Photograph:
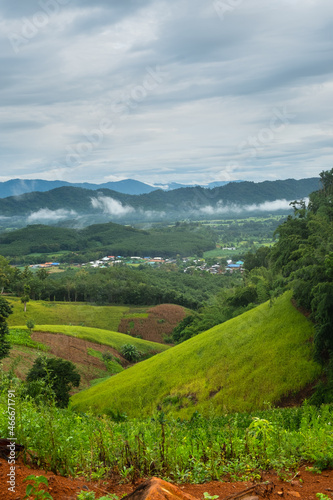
[[0, 0, 332, 185]]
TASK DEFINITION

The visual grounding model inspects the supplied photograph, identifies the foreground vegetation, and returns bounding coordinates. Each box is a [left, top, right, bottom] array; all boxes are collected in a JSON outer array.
[[72, 292, 321, 418], [0, 384, 332, 481]]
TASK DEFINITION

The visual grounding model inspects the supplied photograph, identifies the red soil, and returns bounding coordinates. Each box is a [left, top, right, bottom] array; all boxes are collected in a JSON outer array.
[[1, 457, 332, 500], [118, 304, 187, 343]]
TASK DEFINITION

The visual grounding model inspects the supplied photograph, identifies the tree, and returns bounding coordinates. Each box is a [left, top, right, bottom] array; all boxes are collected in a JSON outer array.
[[0, 296, 12, 360], [21, 284, 31, 312], [26, 357, 80, 408], [26, 319, 35, 334], [0, 255, 14, 294]]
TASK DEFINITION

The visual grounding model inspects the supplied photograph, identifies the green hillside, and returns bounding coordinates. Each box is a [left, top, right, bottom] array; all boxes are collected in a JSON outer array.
[[7, 297, 127, 331], [12, 324, 170, 356], [71, 292, 321, 418], [0, 221, 216, 258]]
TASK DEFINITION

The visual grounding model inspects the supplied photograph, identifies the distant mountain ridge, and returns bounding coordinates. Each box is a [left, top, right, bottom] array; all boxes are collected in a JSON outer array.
[[0, 177, 320, 225], [0, 178, 243, 198]]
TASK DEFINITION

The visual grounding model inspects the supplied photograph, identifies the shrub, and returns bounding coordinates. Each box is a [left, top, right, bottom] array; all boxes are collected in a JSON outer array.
[[120, 344, 141, 362], [26, 356, 80, 408]]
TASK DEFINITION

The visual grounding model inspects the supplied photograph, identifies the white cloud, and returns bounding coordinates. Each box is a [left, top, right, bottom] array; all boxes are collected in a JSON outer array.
[[27, 208, 77, 222], [90, 195, 135, 215], [199, 198, 299, 215]]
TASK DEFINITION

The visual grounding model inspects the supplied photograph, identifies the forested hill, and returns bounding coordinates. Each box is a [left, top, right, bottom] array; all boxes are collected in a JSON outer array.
[[0, 177, 320, 220], [0, 221, 216, 258]]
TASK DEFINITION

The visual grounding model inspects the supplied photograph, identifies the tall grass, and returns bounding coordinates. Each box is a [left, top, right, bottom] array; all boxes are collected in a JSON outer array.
[[0, 390, 332, 481], [72, 292, 321, 418], [7, 297, 128, 331]]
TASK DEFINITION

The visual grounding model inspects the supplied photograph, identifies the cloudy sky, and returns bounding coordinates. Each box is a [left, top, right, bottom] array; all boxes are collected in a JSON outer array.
[[0, 0, 332, 186]]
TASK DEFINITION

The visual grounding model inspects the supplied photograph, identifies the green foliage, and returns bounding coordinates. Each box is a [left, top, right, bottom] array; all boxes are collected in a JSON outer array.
[[26, 319, 35, 332], [76, 492, 96, 500], [72, 293, 320, 418], [77, 492, 119, 500], [203, 493, 219, 500], [27, 356, 80, 408], [23, 475, 53, 500], [1, 388, 332, 481], [0, 295, 12, 360], [316, 494, 331, 500], [267, 169, 333, 398], [120, 344, 142, 362], [8, 328, 48, 351], [87, 348, 123, 375], [0, 221, 216, 260], [21, 283, 31, 312]]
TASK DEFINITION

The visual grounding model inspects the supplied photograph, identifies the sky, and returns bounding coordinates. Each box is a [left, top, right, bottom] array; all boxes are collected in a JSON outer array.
[[0, 0, 332, 186]]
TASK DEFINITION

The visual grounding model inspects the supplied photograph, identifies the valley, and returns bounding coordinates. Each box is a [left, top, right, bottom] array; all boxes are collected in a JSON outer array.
[[0, 172, 332, 499]]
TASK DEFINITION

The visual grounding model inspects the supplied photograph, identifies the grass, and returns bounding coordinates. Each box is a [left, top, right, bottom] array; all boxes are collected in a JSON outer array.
[[14, 324, 170, 355], [72, 292, 321, 418], [7, 297, 128, 331], [87, 348, 124, 375], [1, 390, 332, 480], [8, 328, 48, 351]]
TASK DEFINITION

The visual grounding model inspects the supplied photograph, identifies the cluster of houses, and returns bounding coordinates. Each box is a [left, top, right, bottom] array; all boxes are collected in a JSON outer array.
[[84, 256, 171, 268], [29, 256, 244, 274], [183, 259, 244, 275], [30, 262, 60, 269]]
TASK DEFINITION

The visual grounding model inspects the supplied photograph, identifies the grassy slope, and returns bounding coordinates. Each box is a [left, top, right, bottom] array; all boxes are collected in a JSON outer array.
[[17, 325, 170, 355], [71, 292, 321, 418], [2, 345, 109, 392], [7, 298, 128, 331]]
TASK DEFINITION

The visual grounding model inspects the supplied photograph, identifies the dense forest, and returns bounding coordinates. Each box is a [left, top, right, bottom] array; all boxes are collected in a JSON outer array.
[[0, 256, 240, 309], [172, 169, 333, 402], [0, 222, 216, 262]]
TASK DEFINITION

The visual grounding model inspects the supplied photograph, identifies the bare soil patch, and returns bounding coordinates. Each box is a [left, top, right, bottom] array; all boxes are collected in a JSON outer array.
[[31, 332, 127, 367], [118, 304, 187, 343], [1, 457, 332, 500], [2, 332, 129, 391]]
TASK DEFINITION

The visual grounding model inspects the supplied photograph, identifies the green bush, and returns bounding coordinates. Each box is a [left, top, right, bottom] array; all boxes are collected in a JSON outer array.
[[120, 344, 141, 362], [26, 356, 80, 408]]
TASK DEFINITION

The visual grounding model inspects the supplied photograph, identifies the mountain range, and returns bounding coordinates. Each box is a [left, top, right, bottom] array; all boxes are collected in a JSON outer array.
[[0, 178, 241, 198], [0, 177, 321, 227]]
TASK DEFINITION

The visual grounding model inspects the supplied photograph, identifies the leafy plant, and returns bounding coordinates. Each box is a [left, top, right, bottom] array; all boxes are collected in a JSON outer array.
[[203, 493, 219, 500], [77, 492, 119, 500], [316, 494, 331, 500], [120, 344, 141, 362], [77, 492, 96, 500], [23, 475, 53, 500]]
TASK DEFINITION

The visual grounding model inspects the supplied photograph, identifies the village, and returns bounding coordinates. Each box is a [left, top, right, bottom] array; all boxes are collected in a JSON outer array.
[[29, 255, 244, 274]]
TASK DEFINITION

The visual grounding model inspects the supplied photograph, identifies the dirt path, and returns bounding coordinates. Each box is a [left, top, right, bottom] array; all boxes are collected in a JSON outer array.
[[1, 458, 332, 500]]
